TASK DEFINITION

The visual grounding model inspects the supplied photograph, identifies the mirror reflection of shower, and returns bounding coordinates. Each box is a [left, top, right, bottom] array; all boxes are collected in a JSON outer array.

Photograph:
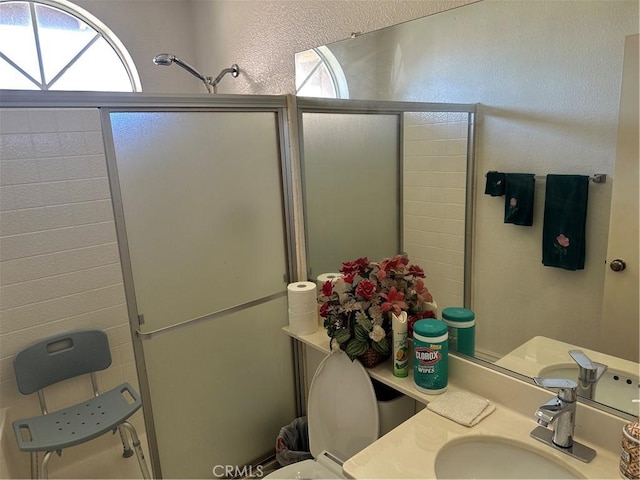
[[153, 53, 239, 93]]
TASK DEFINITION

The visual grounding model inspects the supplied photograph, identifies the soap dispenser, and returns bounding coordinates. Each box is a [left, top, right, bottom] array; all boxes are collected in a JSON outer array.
[[620, 399, 640, 479]]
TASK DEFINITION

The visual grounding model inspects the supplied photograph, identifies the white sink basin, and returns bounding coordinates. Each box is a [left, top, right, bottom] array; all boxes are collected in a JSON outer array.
[[538, 364, 639, 414], [435, 436, 583, 479]]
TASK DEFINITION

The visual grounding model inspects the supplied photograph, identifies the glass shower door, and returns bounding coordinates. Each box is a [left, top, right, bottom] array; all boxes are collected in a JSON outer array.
[[105, 107, 296, 478]]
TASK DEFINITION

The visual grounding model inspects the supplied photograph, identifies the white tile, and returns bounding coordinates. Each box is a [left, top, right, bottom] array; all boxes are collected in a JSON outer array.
[[0, 222, 117, 261], [56, 108, 99, 132], [66, 178, 111, 203], [446, 139, 467, 156], [0, 183, 44, 209], [0, 263, 124, 310], [0, 134, 34, 159], [17, 204, 77, 233], [66, 155, 108, 179], [72, 200, 114, 225], [0, 285, 126, 333], [0, 210, 23, 236], [39, 180, 72, 205], [1, 242, 120, 285], [31, 133, 63, 157], [59, 132, 89, 156], [0, 159, 41, 185], [27, 109, 60, 133], [37, 157, 69, 182], [80, 109, 102, 131], [85, 131, 105, 155], [0, 185, 15, 211], [0, 109, 29, 134]]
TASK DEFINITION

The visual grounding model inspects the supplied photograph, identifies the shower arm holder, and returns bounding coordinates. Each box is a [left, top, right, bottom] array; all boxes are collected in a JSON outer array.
[[204, 64, 240, 93]]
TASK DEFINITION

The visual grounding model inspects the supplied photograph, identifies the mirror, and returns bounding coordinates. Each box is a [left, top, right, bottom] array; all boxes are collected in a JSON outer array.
[[297, 0, 639, 417]]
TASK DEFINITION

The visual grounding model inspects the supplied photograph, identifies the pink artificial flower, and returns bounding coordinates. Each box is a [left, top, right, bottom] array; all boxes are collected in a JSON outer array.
[[408, 264, 425, 278], [380, 287, 408, 315]]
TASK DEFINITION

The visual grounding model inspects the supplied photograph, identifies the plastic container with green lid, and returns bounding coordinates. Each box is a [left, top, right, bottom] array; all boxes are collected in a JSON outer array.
[[442, 307, 475, 357], [412, 319, 448, 394]]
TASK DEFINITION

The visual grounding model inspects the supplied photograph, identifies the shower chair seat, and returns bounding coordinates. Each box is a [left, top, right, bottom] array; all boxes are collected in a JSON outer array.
[[11, 330, 150, 480]]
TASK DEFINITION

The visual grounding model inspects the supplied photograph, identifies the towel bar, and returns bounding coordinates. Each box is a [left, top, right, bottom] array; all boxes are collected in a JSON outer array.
[[484, 172, 607, 184]]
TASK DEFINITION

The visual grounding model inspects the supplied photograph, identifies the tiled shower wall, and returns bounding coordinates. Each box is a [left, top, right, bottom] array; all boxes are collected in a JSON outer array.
[[0, 108, 142, 476], [403, 112, 468, 311]]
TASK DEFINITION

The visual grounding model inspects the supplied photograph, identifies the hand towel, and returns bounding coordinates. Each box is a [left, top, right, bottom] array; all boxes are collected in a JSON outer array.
[[542, 174, 589, 270], [484, 171, 506, 196], [504, 173, 536, 226], [426, 391, 496, 427]]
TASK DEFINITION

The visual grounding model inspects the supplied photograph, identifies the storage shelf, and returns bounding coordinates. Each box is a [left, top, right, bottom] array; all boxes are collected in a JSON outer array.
[[284, 326, 463, 405]]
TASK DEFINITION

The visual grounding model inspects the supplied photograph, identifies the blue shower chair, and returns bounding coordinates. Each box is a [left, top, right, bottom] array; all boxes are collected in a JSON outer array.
[[11, 330, 151, 479]]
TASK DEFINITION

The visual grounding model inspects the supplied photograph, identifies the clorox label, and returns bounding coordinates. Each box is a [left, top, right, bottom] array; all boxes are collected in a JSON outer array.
[[415, 347, 441, 365]]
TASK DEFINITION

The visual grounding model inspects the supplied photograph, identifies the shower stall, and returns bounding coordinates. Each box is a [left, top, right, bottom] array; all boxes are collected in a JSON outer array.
[[0, 90, 476, 478]]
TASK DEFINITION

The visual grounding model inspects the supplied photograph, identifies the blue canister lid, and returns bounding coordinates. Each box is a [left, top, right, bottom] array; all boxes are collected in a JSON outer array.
[[442, 307, 475, 323], [413, 318, 448, 337]]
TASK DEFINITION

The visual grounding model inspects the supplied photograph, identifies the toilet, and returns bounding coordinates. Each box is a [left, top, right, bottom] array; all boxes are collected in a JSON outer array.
[[265, 350, 381, 479]]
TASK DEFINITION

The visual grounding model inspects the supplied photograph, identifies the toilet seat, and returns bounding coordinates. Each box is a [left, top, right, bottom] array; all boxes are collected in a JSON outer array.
[[308, 350, 379, 461], [265, 351, 379, 479]]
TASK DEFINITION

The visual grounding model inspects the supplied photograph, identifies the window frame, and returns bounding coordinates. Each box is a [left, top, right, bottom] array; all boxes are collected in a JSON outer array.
[[0, 0, 141, 92]]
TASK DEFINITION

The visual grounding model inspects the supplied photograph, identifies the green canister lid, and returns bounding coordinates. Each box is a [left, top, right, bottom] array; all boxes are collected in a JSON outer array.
[[413, 318, 448, 337], [442, 307, 475, 322]]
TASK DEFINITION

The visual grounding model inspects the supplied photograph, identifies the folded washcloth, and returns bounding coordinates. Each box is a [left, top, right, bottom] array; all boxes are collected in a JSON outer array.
[[542, 174, 589, 270], [426, 391, 496, 427], [504, 173, 536, 226], [484, 171, 506, 196]]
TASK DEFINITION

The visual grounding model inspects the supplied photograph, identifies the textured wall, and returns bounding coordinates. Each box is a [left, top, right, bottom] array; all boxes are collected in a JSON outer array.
[[190, 0, 476, 95]]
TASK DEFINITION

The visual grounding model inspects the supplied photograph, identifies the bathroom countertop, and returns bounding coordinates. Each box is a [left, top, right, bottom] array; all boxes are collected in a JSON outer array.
[[285, 327, 624, 480], [495, 335, 638, 378], [342, 396, 619, 479]]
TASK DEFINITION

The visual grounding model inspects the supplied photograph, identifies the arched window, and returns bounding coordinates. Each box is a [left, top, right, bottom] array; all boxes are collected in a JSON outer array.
[[295, 46, 349, 99], [0, 0, 141, 91]]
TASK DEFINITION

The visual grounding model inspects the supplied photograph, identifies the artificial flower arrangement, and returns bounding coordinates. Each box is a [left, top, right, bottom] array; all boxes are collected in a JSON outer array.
[[318, 254, 436, 363]]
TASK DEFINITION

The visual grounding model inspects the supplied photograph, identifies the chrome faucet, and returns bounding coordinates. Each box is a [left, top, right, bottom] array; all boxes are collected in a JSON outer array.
[[531, 377, 596, 463], [568, 349, 607, 400]]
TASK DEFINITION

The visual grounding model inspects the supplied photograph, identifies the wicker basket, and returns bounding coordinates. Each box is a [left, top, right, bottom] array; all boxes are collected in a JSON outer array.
[[358, 348, 390, 368]]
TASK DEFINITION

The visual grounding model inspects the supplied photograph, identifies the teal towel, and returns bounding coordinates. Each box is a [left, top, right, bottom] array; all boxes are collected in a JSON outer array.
[[542, 175, 589, 270], [504, 174, 535, 226], [485, 171, 506, 196]]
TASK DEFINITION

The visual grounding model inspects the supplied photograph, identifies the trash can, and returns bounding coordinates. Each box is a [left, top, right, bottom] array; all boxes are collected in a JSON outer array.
[[275, 416, 313, 466]]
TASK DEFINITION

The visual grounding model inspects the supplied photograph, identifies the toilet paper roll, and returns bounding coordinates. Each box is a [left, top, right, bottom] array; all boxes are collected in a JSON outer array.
[[287, 282, 318, 314], [316, 272, 347, 295], [288, 309, 318, 335], [316, 273, 343, 286]]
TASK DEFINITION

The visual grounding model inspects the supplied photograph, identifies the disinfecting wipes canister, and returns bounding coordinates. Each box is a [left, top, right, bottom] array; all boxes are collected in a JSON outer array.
[[413, 319, 448, 394]]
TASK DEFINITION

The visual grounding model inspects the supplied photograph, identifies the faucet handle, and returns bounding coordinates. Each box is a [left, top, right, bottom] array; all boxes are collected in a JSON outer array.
[[533, 377, 577, 402], [568, 350, 607, 381]]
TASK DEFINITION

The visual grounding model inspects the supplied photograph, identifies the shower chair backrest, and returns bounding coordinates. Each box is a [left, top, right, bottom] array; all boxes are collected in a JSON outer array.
[[13, 330, 112, 396]]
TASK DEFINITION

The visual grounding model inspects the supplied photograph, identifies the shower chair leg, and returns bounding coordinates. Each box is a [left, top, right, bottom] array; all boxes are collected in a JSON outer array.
[[117, 425, 134, 458]]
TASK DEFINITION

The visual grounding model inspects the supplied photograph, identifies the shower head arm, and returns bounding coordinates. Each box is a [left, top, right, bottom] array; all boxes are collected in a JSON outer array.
[[206, 64, 240, 88], [153, 54, 238, 93]]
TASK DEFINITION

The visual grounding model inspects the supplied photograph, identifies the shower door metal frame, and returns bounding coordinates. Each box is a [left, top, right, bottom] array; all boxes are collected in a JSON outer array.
[[101, 95, 300, 478], [294, 97, 477, 307], [0, 91, 303, 478]]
